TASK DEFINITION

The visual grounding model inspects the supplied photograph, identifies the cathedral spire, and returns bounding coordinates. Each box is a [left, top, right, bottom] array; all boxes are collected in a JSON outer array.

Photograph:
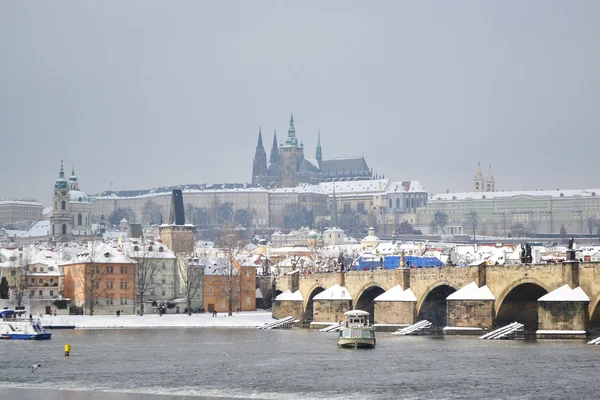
[[269, 130, 279, 165], [316, 129, 322, 164], [282, 112, 299, 147], [251, 127, 268, 185]]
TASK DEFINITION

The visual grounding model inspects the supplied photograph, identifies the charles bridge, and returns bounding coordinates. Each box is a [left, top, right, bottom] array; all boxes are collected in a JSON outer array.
[[266, 262, 600, 337]]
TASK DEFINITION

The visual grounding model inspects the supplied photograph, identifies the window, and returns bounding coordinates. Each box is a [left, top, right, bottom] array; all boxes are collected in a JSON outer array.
[[61, 200, 66, 210], [106, 281, 113, 289], [50, 290, 54, 296], [62, 224, 67, 234], [246, 271, 251, 277], [246, 297, 251, 306], [39, 290, 43, 296], [106, 266, 114, 273], [31, 278, 35, 283], [39, 278, 43, 283], [121, 266, 128, 274], [10, 270, 15, 276], [33, 267, 37, 272], [162, 263, 166, 270], [246, 283, 251, 291], [123, 297, 128, 305], [106, 298, 110, 305], [161, 290, 165, 296], [120, 281, 128, 289], [96, 266, 100, 273], [120, 297, 124, 305], [220, 301, 225, 308], [78, 214, 82, 225], [209, 286, 213, 294], [162, 278, 166, 284], [221, 287, 225, 294]]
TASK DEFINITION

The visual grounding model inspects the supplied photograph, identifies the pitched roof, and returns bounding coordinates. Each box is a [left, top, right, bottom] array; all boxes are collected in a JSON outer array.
[[318, 157, 370, 175]]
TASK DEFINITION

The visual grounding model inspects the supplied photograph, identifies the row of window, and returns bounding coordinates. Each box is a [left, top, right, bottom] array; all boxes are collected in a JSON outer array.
[[96, 266, 129, 274], [105, 281, 129, 289]]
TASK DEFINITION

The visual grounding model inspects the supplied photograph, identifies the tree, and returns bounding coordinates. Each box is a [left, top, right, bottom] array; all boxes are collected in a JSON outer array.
[[560, 224, 567, 238], [234, 208, 254, 228], [184, 203, 195, 224], [130, 240, 160, 316], [216, 202, 234, 228], [210, 251, 243, 316], [339, 209, 361, 234], [510, 223, 526, 238], [11, 263, 30, 309], [465, 211, 478, 240], [142, 200, 162, 226], [283, 203, 314, 229], [0, 277, 9, 299], [176, 254, 204, 316], [587, 217, 597, 235], [109, 207, 134, 228], [70, 241, 107, 316], [433, 211, 448, 234], [395, 221, 413, 234]]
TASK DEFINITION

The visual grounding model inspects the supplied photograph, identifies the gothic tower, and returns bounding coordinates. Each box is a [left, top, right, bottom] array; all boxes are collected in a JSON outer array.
[[485, 164, 495, 192], [473, 162, 484, 192], [278, 113, 304, 187], [251, 127, 268, 186], [50, 161, 72, 240], [316, 129, 323, 165], [266, 130, 280, 187], [269, 130, 279, 165]]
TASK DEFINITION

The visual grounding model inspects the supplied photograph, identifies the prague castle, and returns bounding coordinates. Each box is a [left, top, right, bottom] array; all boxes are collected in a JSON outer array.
[[252, 113, 372, 188]]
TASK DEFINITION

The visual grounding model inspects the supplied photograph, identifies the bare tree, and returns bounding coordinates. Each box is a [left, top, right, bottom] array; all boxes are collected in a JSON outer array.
[[587, 217, 597, 236], [130, 240, 160, 316], [211, 252, 243, 316], [176, 254, 204, 316], [70, 241, 107, 316], [11, 253, 31, 309], [465, 211, 478, 241]]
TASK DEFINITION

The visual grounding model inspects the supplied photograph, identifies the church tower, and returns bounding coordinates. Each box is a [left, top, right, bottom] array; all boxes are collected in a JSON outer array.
[[278, 113, 304, 187], [485, 164, 495, 192], [473, 162, 484, 192], [50, 161, 72, 240], [316, 129, 323, 165], [251, 127, 268, 186], [68, 166, 79, 190]]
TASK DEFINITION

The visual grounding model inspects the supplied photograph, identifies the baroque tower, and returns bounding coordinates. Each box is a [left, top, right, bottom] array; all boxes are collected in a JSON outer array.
[[251, 127, 268, 186], [473, 162, 485, 192], [485, 164, 495, 192], [278, 113, 304, 187], [50, 161, 72, 240]]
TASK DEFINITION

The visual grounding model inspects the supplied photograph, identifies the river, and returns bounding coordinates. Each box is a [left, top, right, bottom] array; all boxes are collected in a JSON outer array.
[[0, 328, 598, 399]]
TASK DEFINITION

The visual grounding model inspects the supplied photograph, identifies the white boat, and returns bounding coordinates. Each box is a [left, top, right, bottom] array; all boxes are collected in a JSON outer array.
[[0, 310, 52, 340], [337, 310, 376, 349]]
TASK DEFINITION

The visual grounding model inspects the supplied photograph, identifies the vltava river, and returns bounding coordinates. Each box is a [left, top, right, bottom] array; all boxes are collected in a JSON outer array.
[[0, 328, 598, 399]]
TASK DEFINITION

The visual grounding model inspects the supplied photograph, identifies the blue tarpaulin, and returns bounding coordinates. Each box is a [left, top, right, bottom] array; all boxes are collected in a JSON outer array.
[[356, 255, 444, 270]]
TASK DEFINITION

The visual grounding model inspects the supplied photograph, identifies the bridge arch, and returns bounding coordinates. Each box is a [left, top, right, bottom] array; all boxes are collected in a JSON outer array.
[[494, 278, 550, 332], [588, 293, 600, 333], [416, 281, 457, 327], [353, 283, 386, 324], [303, 284, 325, 324]]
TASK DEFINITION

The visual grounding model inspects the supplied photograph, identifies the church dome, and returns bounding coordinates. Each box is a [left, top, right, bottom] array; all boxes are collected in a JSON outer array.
[[308, 230, 320, 239], [70, 190, 90, 203]]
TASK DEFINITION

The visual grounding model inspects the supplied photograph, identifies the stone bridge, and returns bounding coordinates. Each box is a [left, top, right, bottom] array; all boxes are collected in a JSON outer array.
[[271, 262, 600, 336]]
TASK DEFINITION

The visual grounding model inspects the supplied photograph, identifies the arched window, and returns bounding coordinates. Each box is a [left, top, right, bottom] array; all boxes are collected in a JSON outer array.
[[78, 214, 82, 226], [411, 197, 416, 210], [61, 200, 66, 210], [396, 198, 400, 209], [62, 224, 67, 235], [388, 199, 392, 208], [405, 199, 409, 209]]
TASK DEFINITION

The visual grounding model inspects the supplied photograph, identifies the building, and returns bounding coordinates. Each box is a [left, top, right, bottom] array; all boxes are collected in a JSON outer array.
[[203, 252, 256, 313], [0, 200, 44, 228], [63, 241, 135, 315], [417, 188, 600, 235], [252, 113, 373, 187], [473, 162, 495, 192]]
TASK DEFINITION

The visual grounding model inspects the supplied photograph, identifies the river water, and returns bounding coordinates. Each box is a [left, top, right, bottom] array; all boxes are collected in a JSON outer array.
[[0, 328, 598, 400]]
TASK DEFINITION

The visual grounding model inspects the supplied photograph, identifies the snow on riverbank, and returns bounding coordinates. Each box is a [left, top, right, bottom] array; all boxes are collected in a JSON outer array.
[[42, 311, 276, 329]]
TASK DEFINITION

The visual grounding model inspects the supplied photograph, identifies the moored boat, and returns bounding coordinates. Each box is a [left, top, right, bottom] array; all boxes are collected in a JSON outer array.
[[337, 310, 375, 349], [0, 310, 52, 340]]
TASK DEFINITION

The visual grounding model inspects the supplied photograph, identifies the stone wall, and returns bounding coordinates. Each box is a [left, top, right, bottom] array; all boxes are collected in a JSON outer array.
[[538, 301, 589, 332], [273, 300, 303, 320], [374, 301, 416, 325], [313, 299, 352, 323], [446, 300, 494, 328]]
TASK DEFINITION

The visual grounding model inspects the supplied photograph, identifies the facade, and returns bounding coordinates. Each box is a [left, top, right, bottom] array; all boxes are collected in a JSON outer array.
[[0, 200, 44, 228], [417, 188, 600, 235], [252, 114, 373, 188], [27, 248, 65, 316], [203, 254, 256, 313], [63, 242, 136, 315]]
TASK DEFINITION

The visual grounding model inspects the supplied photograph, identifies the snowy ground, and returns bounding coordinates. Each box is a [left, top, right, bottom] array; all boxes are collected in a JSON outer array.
[[41, 311, 276, 329]]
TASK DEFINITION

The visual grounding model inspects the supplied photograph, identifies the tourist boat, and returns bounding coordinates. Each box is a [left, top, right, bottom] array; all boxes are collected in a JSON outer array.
[[337, 310, 376, 349], [0, 310, 52, 340]]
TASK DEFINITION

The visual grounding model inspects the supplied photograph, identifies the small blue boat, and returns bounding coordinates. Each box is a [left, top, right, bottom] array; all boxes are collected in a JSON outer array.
[[0, 310, 52, 340]]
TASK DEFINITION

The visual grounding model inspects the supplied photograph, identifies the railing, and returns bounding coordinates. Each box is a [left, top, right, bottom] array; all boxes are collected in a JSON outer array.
[[257, 316, 297, 330], [479, 322, 524, 340], [391, 320, 432, 336], [319, 323, 343, 332]]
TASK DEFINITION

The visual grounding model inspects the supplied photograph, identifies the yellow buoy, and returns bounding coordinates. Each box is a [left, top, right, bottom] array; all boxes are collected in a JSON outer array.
[[64, 343, 71, 357]]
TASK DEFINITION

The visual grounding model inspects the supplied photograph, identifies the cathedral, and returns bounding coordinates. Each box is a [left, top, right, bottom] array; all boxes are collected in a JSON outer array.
[[473, 162, 495, 192], [252, 114, 372, 187]]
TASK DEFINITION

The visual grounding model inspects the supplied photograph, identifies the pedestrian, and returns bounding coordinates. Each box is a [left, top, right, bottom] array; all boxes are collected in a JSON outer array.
[[29, 314, 33, 321]]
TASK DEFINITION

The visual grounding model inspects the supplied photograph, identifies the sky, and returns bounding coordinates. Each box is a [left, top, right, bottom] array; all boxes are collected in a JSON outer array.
[[1, 1, 599, 206]]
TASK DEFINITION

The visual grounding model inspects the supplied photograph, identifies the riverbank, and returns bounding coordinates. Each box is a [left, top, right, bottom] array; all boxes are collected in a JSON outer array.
[[41, 311, 275, 329]]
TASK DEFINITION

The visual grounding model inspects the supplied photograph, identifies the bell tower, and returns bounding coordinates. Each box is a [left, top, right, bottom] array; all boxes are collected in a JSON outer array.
[[473, 162, 484, 192], [278, 112, 304, 187], [50, 161, 72, 240]]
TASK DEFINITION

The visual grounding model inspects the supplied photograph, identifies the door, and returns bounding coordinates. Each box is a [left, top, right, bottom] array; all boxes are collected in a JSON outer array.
[[45, 306, 52, 315], [207, 304, 214, 313]]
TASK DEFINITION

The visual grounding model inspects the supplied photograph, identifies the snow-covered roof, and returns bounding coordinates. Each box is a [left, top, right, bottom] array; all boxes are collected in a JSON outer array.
[[430, 188, 600, 202], [386, 181, 427, 193], [538, 285, 590, 302], [275, 290, 303, 301], [446, 282, 495, 300], [319, 179, 389, 195], [62, 241, 134, 265], [374, 285, 417, 302], [313, 284, 352, 300], [344, 309, 369, 316], [70, 190, 90, 203]]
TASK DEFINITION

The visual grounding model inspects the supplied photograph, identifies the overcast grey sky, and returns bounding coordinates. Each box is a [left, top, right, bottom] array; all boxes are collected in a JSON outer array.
[[1, 1, 599, 205]]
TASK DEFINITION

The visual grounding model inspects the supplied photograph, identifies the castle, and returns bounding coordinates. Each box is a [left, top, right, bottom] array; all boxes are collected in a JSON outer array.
[[252, 113, 372, 187]]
